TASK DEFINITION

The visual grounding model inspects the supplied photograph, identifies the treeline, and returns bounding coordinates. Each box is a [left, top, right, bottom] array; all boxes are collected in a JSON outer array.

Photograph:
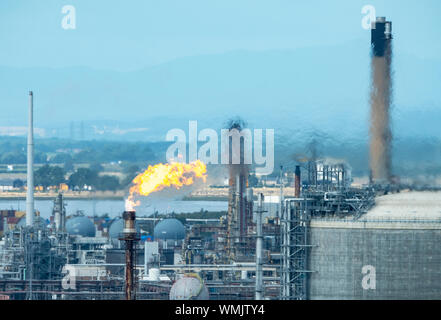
[[0, 136, 170, 165], [31, 165, 121, 191]]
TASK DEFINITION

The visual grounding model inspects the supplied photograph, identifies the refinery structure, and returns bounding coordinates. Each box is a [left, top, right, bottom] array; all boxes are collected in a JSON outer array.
[[1, 17, 441, 300]]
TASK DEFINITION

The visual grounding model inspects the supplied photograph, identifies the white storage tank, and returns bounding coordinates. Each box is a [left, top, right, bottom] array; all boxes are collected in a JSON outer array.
[[307, 191, 441, 299], [169, 273, 209, 300]]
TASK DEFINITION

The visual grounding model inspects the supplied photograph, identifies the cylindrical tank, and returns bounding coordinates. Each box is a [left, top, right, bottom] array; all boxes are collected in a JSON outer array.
[[307, 192, 441, 299], [169, 274, 209, 300]]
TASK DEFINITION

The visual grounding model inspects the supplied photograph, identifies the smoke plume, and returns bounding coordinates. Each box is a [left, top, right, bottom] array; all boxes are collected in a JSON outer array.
[[369, 19, 393, 183]]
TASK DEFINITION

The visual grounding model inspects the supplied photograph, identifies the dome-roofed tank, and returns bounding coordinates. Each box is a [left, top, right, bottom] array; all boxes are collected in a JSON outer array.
[[169, 274, 209, 300], [66, 216, 96, 237], [108, 217, 140, 239], [17, 216, 48, 229], [154, 218, 185, 240]]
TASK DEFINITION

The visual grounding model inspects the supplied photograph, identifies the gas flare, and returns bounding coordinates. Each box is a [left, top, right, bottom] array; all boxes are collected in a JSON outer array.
[[125, 160, 207, 210]]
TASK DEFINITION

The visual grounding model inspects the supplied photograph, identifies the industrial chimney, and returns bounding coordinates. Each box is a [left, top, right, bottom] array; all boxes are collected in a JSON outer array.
[[26, 91, 34, 227], [294, 165, 301, 197], [119, 211, 139, 300], [225, 119, 252, 261], [369, 17, 393, 184]]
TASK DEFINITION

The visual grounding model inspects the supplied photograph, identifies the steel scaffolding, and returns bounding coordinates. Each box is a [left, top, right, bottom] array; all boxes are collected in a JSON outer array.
[[281, 199, 313, 300]]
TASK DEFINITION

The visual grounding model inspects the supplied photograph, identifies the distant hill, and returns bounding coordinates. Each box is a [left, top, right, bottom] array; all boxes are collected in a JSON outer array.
[[1, 39, 440, 142]]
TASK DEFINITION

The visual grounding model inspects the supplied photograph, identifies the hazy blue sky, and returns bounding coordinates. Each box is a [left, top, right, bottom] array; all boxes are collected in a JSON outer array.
[[1, 0, 440, 144], [1, 0, 441, 71]]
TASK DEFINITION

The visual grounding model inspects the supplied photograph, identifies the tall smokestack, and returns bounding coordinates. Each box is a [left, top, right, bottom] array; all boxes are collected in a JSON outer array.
[[119, 211, 139, 300], [225, 119, 250, 261], [26, 91, 34, 227], [369, 17, 393, 184], [294, 165, 301, 197]]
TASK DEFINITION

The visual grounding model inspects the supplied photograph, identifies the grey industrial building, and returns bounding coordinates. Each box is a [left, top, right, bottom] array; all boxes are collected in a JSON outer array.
[[304, 192, 441, 299]]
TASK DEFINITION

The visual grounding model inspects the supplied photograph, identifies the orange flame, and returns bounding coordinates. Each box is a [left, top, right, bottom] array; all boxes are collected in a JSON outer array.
[[125, 160, 207, 210]]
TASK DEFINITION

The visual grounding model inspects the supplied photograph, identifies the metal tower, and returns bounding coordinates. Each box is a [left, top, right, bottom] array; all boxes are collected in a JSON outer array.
[[281, 199, 313, 300]]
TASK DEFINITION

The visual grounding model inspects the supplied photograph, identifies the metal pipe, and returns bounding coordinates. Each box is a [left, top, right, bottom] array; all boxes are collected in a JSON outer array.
[[26, 91, 34, 227], [160, 264, 277, 271], [279, 166, 284, 218], [144, 241, 148, 276], [255, 193, 264, 300], [125, 239, 134, 300]]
